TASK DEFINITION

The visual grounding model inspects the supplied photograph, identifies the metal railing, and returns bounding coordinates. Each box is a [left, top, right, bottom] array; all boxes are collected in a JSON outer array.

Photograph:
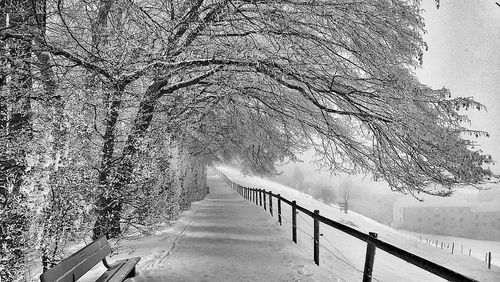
[[216, 170, 478, 282]]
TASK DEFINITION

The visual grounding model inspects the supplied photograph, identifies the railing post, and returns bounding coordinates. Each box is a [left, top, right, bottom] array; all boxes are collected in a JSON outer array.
[[314, 210, 320, 266], [363, 232, 378, 282], [269, 191, 273, 217], [292, 200, 297, 244], [259, 189, 262, 206], [255, 190, 257, 204], [488, 252, 492, 269], [263, 190, 267, 211], [277, 194, 282, 226]]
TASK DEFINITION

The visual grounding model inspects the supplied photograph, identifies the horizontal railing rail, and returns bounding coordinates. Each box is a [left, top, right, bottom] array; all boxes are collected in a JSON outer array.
[[216, 169, 478, 282]]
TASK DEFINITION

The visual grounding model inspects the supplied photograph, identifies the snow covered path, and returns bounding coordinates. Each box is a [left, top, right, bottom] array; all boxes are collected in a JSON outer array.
[[76, 169, 499, 281], [134, 175, 335, 281]]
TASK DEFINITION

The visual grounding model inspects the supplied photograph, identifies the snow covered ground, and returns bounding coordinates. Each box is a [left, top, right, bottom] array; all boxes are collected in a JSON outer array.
[[66, 171, 337, 281], [33, 167, 500, 281], [30, 212, 196, 281], [398, 230, 500, 267], [217, 166, 500, 281]]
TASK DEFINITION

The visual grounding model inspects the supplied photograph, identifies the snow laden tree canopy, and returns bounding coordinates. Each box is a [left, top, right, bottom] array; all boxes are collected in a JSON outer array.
[[141, 0, 496, 196], [5, 0, 497, 198]]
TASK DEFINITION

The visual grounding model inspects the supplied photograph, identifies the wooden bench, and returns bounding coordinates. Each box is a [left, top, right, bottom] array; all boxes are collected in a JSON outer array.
[[40, 236, 140, 282]]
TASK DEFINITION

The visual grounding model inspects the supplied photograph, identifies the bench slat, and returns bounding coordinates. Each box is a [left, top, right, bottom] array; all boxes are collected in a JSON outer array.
[[67, 244, 112, 281], [96, 257, 141, 282], [95, 261, 125, 282], [40, 237, 111, 282]]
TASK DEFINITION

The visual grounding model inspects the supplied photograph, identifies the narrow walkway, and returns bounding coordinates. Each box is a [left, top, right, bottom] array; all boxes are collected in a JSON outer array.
[[147, 175, 320, 281]]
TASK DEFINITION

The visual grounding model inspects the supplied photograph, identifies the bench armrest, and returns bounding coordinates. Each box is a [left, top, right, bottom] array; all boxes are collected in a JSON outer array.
[[102, 257, 111, 269]]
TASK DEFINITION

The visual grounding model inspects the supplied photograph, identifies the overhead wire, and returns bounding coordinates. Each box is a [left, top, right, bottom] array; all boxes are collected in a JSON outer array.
[[226, 179, 382, 282], [273, 203, 382, 282], [293, 204, 366, 276]]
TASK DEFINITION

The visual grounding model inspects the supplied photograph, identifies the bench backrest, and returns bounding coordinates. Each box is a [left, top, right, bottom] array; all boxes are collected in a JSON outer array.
[[40, 237, 111, 282]]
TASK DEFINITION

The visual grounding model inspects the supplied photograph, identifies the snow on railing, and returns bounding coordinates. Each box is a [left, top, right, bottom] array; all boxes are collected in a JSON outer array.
[[216, 169, 478, 282]]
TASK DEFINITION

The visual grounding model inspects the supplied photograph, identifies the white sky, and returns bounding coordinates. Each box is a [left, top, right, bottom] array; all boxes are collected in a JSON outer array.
[[417, 0, 500, 174]]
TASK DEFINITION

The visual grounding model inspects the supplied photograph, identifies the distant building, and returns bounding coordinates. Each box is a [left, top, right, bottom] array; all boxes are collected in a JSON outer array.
[[392, 197, 500, 241]]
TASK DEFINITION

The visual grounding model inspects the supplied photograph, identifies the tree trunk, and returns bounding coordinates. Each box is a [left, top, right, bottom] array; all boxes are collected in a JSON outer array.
[[93, 87, 124, 239], [93, 192, 122, 239], [114, 83, 162, 192]]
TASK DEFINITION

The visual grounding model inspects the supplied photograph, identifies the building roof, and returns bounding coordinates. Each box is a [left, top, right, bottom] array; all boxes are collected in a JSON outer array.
[[394, 195, 500, 212], [394, 196, 471, 209], [470, 202, 500, 212]]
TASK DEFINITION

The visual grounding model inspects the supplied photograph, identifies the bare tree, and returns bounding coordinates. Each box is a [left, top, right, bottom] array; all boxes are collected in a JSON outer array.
[[339, 179, 353, 214]]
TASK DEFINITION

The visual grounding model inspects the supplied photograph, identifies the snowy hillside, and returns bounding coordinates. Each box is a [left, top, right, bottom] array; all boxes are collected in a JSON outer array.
[[399, 231, 500, 268], [217, 166, 500, 282]]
